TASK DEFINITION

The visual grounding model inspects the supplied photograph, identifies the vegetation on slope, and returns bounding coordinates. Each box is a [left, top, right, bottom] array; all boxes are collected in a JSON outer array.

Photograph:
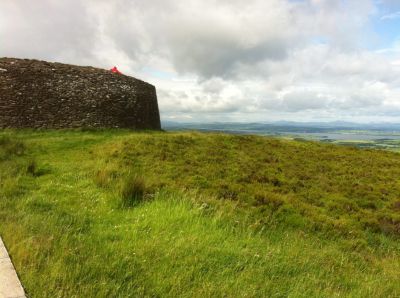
[[0, 130, 399, 297]]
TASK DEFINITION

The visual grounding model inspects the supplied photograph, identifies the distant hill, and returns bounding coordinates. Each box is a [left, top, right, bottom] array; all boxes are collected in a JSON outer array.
[[162, 120, 400, 132]]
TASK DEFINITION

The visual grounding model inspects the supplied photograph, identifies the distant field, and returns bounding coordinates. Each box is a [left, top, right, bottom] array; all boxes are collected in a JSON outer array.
[[327, 138, 400, 152], [0, 130, 399, 297], [164, 121, 400, 151]]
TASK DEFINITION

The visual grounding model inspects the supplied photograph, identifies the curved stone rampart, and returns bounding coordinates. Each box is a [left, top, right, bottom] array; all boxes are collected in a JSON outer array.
[[0, 58, 161, 129]]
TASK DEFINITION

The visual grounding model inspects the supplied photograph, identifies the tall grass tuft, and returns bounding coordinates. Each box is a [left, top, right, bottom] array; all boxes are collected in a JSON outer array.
[[0, 136, 25, 160], [26, 160, 36, 176], [94, 169, 112, 188], [120, 174, 147, 207]]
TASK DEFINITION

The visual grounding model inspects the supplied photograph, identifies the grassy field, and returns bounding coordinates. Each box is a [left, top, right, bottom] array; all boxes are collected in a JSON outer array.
[[329, 138, 400, 152], [0, 129, 399, 297]]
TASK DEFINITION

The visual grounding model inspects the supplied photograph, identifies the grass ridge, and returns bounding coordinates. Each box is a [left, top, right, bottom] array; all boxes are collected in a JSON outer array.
[[0, 130, 399, 297]]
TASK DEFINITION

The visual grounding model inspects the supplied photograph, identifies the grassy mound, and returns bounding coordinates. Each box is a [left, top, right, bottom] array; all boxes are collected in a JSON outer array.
[[0, 130, 399, 297]]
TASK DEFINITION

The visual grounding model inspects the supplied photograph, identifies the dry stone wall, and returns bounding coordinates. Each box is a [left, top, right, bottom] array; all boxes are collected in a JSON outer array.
[[0, 58, 161, 129]]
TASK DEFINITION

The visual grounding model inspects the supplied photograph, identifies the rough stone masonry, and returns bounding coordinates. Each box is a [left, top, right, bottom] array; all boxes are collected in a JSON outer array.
[[0, 58, 161, 129]]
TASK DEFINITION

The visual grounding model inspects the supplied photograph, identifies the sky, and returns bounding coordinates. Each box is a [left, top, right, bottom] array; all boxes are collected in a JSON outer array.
[[1, 0, 400, 123]]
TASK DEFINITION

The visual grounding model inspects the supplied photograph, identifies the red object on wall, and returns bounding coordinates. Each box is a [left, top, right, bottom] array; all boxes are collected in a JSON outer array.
[[110, 66, 122, 74]]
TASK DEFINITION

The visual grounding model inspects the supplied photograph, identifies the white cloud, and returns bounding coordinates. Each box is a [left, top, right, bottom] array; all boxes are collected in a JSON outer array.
[[1, 0, 400, 122], [381, 11, 400, 20]]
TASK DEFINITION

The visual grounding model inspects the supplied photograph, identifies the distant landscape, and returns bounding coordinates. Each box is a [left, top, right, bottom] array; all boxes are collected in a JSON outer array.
[[164, 121, 400, 152]]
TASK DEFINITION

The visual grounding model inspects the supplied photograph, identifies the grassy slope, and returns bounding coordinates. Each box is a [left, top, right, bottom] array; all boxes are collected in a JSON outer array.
[[0, 130, 399, 297]]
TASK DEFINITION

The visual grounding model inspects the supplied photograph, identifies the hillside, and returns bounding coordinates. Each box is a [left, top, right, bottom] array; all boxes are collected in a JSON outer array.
[[0, 130, 399, 297]]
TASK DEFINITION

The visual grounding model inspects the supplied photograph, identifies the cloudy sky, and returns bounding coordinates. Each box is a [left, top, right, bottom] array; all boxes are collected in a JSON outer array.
[[2, 0, 400, 123]]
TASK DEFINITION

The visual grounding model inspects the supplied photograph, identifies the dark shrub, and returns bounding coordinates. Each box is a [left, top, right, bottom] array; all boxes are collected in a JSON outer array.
[[26, 160, 37, 176], [120, 174, 146, 207]]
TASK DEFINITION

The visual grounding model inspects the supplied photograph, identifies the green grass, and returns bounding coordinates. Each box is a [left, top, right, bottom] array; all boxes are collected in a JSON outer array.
[[0, 129, 399, 297]]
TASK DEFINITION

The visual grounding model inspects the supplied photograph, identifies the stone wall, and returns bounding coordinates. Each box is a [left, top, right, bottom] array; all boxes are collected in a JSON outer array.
[[0, 58, 161, 129]]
